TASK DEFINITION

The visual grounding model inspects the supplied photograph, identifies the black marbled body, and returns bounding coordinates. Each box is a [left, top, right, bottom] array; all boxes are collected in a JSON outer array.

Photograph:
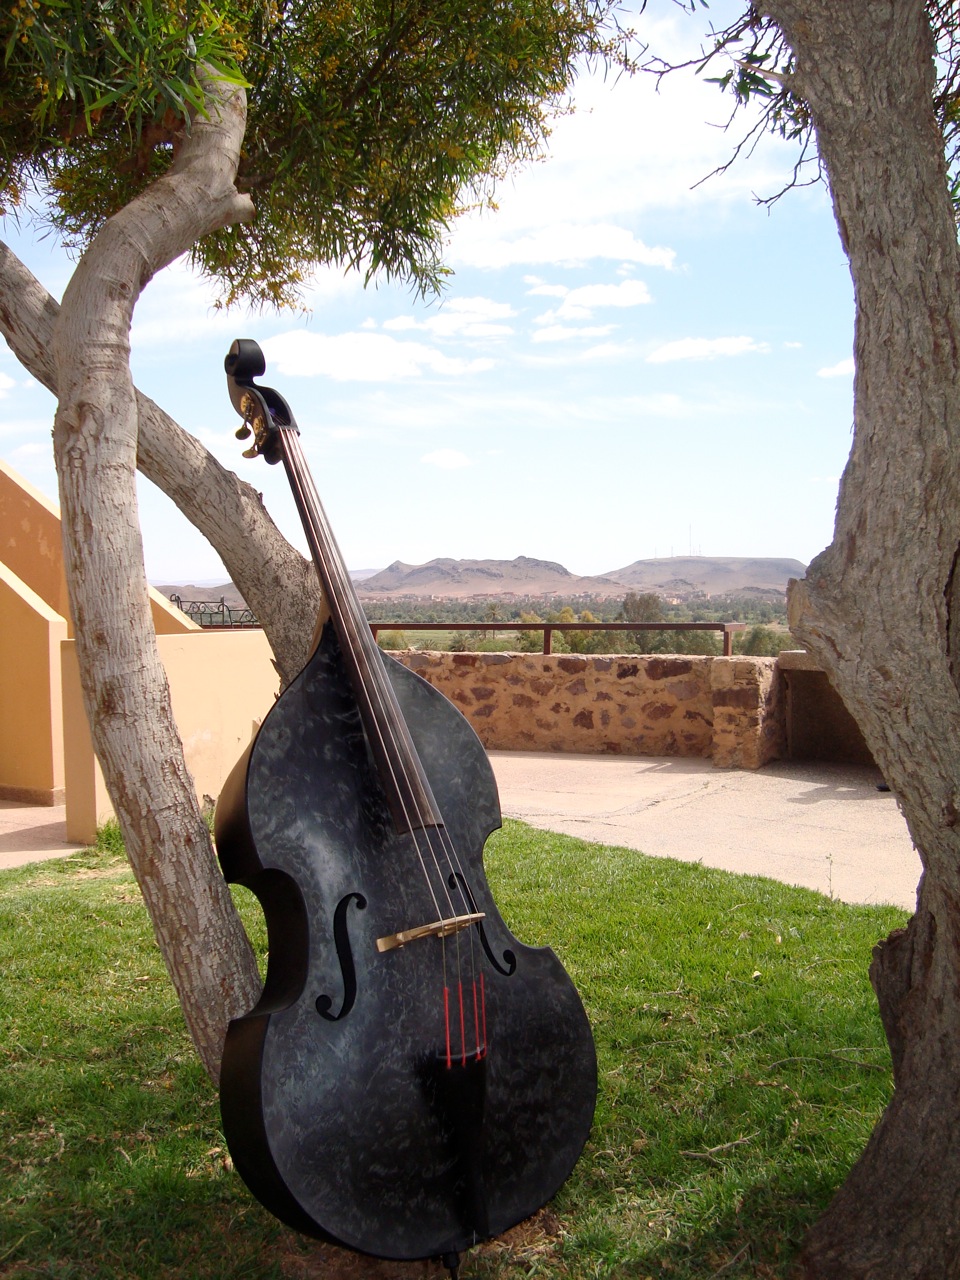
[[215, 624, 597, 1261]]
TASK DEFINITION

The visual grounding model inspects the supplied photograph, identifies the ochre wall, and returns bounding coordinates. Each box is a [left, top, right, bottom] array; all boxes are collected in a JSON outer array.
[[62, 629, 281, 843], [390, 651, 784, 769], [0, 561, 67, 803], [0, 458, 202, 807], [0, 458, 71, 624], [0, 457, 197, 636]]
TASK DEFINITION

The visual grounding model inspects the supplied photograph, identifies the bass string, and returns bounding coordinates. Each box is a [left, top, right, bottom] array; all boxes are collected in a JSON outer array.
[[280, 429, 485, 1050]]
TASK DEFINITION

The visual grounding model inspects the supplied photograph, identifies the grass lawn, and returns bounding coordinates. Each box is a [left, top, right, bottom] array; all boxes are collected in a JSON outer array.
[[0, 820, 906, 1279]]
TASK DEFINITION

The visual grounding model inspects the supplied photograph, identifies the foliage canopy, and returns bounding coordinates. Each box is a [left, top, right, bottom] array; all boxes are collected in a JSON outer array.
[[2, 0, 633, 304]]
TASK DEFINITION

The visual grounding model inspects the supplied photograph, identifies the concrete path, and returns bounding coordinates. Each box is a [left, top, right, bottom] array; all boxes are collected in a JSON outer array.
[[0, 799, 84, 870], [1, 754, 922, 912], [488, 752, 920, 912]]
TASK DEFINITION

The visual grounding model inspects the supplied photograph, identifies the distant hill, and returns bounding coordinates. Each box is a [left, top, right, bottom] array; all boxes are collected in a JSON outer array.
[[601, 556, 807, 598], [358, 555, 616, 598], [155, 581, 247, 608], [357, 555, 806, 600], [156, 556, 806, 608]]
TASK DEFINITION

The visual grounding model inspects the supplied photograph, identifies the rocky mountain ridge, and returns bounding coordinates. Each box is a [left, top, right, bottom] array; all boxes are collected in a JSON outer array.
[[358, 554, 805, 599], [157, 555, 806, 607]]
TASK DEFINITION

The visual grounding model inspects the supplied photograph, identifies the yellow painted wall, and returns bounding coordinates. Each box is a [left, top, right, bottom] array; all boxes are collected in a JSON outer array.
[[0, 561, 67, 803], [149, 587, 201, 635], [60, 642, 111, 837], [62, 629, 280, 844], [0, 458, 71, 624], [0, 456, 208, 807], [0, 457, 198, 636]]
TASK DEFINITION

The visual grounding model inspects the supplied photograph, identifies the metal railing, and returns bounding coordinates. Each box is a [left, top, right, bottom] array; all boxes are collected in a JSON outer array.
[[169, 597, 747, 654], [368, 620, 746, 657], [169, 595, 259, 628]]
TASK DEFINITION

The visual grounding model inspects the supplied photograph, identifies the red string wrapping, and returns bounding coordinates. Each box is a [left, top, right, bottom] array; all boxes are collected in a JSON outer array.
[[444, 971, 488, 1068], [443, 986, 452, 1069]]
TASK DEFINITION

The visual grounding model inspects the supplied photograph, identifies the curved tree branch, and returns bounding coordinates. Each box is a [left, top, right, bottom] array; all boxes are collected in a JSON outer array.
[[48, 70, 269, 1080]]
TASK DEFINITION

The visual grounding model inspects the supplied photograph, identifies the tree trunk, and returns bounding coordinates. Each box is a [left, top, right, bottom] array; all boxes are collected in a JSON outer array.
[[757, 2, 960, 1274], [50, 73, 264, 1082], [0, 242, 324, 685]]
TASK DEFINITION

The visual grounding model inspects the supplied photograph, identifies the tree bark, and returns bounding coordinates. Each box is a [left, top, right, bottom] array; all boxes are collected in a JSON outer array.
[[756, 2, 960, 1274], [0, 242, 323, 685], [48, 73, 267, 1082]]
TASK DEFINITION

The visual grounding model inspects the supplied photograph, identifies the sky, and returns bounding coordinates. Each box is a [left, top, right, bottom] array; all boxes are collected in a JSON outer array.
[[0, 3, 855, 585]]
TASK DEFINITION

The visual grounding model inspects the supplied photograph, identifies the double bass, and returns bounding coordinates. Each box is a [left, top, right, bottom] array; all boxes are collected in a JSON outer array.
[[215, 339, 597, 1276]]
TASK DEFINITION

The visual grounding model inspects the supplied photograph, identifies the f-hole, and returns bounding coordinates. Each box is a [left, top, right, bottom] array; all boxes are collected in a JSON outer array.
[[316, 892, 367, 1021], [449, 872, 516, 977]]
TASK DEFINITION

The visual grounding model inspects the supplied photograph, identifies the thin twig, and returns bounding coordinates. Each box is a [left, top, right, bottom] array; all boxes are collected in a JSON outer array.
[[767, 1051, 886, 1073], [681, 1150, 724, 1168], [680, 1132, 759, 1166]]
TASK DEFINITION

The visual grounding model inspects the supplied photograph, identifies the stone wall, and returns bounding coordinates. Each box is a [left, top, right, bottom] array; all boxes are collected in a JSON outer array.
[[391, 650, 784, 768], [711, 656, 786, 768]]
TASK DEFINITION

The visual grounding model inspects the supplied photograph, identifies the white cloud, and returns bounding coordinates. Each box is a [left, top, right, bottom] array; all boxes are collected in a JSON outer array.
[[421, 448, 473, 469], [132, 304, 239, 349], [9, 440, 50, 458], [131, 261, 250, 349], [818, 357, 855, 378], [260, 330, 494, 381], [382, 296, 515, 340], [532, 324, 616, 344], [0, 371, 15, 398], [646, 336, 770, 363], [523, 338, 640, 368], [0, 415, 53, 440], [443, 21, 802, 272], [129, 258, 366, 352], [537, 279, 653, 321], [627, 392, 688, 417], [452, 221, 675, 271], [581, 342, 635, 363]]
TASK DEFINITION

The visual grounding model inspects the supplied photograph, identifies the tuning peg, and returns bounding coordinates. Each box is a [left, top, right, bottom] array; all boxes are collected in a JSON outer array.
[[236, 424, 252, 440], [241, 444, 260, 459]]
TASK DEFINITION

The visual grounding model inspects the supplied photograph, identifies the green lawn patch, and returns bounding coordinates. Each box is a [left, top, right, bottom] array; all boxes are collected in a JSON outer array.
[[0, 820, 906, 1278]]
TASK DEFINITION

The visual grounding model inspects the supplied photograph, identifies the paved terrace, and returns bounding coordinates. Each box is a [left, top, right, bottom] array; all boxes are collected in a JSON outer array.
[[1, 753, 919, 912], [491, 752, 918, 911]]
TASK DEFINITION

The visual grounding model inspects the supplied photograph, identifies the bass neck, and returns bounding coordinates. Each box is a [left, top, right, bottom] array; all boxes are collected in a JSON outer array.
[[277, 425, 444, 835]]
